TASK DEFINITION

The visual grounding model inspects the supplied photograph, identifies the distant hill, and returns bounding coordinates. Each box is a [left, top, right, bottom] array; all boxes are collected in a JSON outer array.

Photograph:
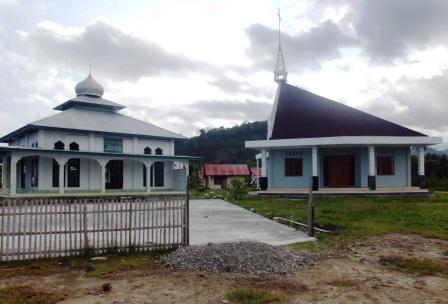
[[176, 121, 267, 166], [427, 147, 448, 155]]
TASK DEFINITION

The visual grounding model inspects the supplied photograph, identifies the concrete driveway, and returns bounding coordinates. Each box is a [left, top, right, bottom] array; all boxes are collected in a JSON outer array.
[[189, 199, 313, 246]]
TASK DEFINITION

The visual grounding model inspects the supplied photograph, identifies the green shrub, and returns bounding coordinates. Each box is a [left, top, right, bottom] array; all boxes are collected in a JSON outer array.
[[228, 178, 248, 201], [187, 171, 202, 190]]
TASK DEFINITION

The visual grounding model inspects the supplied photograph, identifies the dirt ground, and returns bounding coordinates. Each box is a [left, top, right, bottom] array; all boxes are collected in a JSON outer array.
[[1, 234, 447, 304]]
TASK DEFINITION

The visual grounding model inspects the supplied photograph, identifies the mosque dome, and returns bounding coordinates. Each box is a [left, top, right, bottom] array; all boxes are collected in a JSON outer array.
[[74, 72, 104, 97]]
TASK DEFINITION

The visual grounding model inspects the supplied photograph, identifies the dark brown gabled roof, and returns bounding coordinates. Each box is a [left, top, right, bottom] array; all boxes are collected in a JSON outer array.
[[270, 83, 426, 140]]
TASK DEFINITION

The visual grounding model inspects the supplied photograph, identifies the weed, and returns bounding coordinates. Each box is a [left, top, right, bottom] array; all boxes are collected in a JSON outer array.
[[226, 288, 284, 304], [379, 255, 448, 276], [0, 285, 64, 304], [327, 279, 358, 287]]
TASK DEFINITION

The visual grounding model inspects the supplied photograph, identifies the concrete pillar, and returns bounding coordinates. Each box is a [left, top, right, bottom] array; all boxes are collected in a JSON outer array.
[[418, 146, 427, 189], [57, 159, 66, 194], [101, 165, 106, 194], [311, 146, 319, 191], [151, 162, 155, 189], [184, 161, 190, 177], [1, 158, 7, 193], [145, 161, 154, 193], [10, 156, 18, 195], [261, 149, 267, 177], [132, 137, 138, 154], [255, 158, 259, 189], [368, 146, 376, 190], [89, 134, 95, 151]]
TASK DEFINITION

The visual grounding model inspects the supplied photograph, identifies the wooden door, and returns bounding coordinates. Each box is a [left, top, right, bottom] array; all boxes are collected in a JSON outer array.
[[325, 155, 355, 187]]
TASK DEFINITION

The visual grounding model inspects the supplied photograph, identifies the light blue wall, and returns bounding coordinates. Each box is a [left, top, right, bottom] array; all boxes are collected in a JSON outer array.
[[269, 148, 312, 188], [267, 146, 411, 189], [376, 147, 410, 188]]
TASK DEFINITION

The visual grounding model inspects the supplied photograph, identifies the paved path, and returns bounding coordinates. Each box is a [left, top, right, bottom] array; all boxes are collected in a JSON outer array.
[[190, 199, 312, 246]]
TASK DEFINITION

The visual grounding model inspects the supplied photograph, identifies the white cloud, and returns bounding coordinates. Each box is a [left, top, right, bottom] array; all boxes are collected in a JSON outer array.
[[0, 0, 447, 146]]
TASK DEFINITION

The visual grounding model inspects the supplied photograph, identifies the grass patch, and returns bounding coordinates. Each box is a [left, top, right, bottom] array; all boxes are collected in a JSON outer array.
[[327, 279, 358, 287], [230, 192, 448, 251], [0, 249, 171, 280], [84, 254, 156, 278], [285, 236, 333, 254], [379, 255, 448, 276], [226, 288, 284, 304], [0, 285, 64, 304], [236, 277, 308, 294]]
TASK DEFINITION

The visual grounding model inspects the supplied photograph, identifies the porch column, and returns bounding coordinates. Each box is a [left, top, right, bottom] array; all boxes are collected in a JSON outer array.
[[1, 157, 7, 193], [311, 146, 319, 191], [368, 146, 376, 190], [57, 158, 66, 194], [151, 162, 155, 190], [184, 161, 189, 189], [255, 157, 259, 189], [261, 149, 267, 177], [418, 146, 427, 189], [9, 156, 18, 195], [145, 161, 154, 193], [98, 159, 108, 194]]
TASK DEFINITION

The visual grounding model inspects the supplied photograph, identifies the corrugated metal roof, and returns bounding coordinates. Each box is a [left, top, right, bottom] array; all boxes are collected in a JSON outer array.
[[271, 83, 426, 140], [249, 167, 262, 177], [203, 164, 250, 176], [28, 107, 185, 139]]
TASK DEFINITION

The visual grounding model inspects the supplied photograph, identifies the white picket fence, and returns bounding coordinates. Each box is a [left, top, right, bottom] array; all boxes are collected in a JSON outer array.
[[0, 196, 189, 261]]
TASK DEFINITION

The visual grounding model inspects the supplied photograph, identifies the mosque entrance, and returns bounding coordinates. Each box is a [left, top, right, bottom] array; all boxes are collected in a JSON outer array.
[[106, 160, 123, 190]]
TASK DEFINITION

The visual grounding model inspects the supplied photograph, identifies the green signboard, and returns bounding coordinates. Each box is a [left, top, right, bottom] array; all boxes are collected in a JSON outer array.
[[104, 137, 123, 153]]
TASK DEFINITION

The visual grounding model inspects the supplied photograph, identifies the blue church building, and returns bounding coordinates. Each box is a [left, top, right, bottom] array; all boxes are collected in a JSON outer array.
[[246, 42, 441, 194]]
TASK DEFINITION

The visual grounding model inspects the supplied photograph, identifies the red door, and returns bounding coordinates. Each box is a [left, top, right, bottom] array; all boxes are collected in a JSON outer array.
[[325, 155, 355, 187]]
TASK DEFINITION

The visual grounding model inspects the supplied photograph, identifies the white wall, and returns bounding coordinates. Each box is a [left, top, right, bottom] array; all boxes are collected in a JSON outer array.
[[13, 130, 175, 156]]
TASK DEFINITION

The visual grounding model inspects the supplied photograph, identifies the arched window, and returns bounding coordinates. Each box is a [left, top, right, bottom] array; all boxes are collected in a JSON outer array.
[[144, 147, 152, 155], [54, 141, 65, 150], [69, 142, 80, 151], [155, 148, 163, 155]]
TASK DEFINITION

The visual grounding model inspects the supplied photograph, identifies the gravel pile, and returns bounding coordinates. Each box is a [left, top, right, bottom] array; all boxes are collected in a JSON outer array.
[[166, 242, 317, 274]]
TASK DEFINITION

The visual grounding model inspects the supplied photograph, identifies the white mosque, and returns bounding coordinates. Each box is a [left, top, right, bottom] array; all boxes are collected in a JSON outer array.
[[0, 72, 197, 197]]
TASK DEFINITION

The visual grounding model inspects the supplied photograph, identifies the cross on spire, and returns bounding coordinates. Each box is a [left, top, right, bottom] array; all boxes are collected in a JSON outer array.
[[274, 8, 288, 83]]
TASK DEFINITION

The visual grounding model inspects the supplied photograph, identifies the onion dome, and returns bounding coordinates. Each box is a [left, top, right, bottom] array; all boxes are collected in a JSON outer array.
[[74, 71, 104, 97]]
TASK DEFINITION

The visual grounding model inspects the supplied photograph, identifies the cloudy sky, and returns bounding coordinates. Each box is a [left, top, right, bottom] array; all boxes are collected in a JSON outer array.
[[1, 0, 448, 148]]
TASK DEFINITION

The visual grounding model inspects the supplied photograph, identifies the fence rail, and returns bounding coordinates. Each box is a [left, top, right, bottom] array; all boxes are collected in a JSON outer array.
[[0, 195, 189, 261]]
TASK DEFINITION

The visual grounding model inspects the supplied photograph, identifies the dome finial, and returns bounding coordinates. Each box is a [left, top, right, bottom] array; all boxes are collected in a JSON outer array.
[[74, 66, 104, 97]]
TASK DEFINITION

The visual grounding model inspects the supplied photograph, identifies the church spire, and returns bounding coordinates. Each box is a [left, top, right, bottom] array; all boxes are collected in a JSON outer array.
[[274, 8, 288, 83]]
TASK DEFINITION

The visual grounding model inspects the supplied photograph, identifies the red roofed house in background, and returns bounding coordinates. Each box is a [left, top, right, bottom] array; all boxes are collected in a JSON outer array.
[[201, 164, 250, 190]]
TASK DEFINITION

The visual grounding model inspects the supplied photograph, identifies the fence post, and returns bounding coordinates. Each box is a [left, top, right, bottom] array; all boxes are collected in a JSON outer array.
[[83, 203, 89, 253], [184, 184, 190, 246], [308, 177, 315, 237], [128, 199, 133, 252]]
